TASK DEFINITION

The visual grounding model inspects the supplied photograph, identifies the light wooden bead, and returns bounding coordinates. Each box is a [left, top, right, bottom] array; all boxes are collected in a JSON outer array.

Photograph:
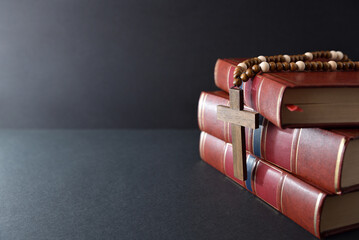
[[258, 55, 266, 62], [330, 50, 337, 60], [283, 55, 291, 63], [304, 52, 313, 61], [259, 62, 270, 72], [296, 61, 305, 71], [328, 60, 337, 70], [336, 51, 344, 60], [237, 62, 247, 71]]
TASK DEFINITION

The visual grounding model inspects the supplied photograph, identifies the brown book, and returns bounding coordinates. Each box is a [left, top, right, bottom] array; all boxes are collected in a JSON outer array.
[[214, 58, 359, 128]]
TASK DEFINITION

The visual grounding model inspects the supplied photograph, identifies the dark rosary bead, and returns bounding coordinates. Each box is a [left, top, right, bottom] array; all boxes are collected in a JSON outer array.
[[343, 55, 349, 61], [252, 65, 261, 73], [324, 51, 330, 58], [290, 62, 297, 71], [323, 62, 330, 71], [269, 62, 276, 71], [268, 56, 274, 62], [276, 62, 283, 71], [316, 61, 323, 70], [245, 69, 254, 78], [355, 62, 359, 70], [234, 68, 242, 79], [311, 62, 318, 71], [233, 78, 241, 86], [240, 73, 249, 82], [244, 60, 251, 67], [348, 61, 355, 69], [283, 62, 290, 71], [343, 62, 349, 70], [305, 61, 311, 70], [337, 62, 343, 70], [298, 55, 304, 61]]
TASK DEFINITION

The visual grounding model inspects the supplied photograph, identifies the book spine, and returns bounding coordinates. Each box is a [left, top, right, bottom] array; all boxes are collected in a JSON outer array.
[[198, 91, 347, 194], [214, 58, 286, 128], [199, 132, 325, 238]]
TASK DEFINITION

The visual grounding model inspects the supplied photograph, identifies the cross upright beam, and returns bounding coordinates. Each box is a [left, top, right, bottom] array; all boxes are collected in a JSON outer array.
[[217, 88, 259, 181]]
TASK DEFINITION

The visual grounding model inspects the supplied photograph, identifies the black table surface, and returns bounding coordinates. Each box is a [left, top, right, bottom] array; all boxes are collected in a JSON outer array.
[[0, 129, 358, 240]]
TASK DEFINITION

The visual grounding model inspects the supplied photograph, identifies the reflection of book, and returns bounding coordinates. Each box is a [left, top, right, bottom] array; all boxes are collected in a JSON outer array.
[[199, 132, 359, 238], [198, 90, 359, 194], [214, 58, 359, 128]]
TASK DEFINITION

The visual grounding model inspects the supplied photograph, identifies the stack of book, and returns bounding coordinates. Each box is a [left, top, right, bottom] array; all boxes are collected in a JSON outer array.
[[197, 57, 359, 238]]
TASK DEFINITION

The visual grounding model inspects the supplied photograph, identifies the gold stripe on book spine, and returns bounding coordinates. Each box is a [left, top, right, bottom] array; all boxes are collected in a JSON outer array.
[[200, 132, 207, 161], [289, 129, 299, 172], [334, 138, 346, 193], [314, 193, 325, 237], [276, 86, 285, 127], [280, 175, 288, 213], [261, 119, 269, 159], [295, 129, 303, 174], [201, 93, 208, 130], [197, 93, 205, 130], [223, 143, 229, 175], [256, 78, 265, 114]]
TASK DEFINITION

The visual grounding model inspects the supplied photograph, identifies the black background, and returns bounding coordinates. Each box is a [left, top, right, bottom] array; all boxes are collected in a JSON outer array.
[[0, 0, 358, 128]]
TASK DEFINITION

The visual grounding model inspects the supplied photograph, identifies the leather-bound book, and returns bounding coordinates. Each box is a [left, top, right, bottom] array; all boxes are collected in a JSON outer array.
[[200, 132, 359, 238], [198, 91, 359, 194], [214, 58, 359, 128]]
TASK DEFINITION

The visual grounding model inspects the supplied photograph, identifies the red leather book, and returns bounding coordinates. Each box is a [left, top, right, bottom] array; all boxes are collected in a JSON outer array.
[[200, 132, 359, 238], [214, 58, 359, 128], [198, 91, 359, 194]]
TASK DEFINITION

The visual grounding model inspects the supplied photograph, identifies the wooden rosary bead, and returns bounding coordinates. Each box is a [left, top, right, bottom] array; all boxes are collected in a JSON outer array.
[[290, 62, 297, 71], [233, 51, 355, 84], [233, 78, 242, 86], [245, 69, 254, 78], [337, 62, 343, 70], [244, 60, 251, 67], [348, 61, 355, 69], [269, 62, 276, 71], [282, 62, 290, 70], [323, 62, 330, 71], [276, 62, 283, 71], [343, 62, 350, 70], [311, 62, 318, 71], [240, 73, 249, 82], [252, 65, 261, 73], [237, 62, 247, 71], [316, 61, 323, 70], [234, 68, 242, 78]]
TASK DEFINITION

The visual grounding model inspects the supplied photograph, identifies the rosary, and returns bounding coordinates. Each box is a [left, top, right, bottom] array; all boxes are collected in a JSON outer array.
[[233, 50, 359, 87]]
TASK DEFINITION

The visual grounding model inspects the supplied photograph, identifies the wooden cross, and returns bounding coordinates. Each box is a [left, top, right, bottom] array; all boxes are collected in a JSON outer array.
[[217, 88, 259, 181]]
